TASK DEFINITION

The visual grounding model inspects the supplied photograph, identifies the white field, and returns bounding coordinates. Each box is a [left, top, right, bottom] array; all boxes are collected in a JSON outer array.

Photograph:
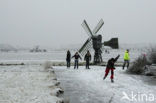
[[0, 65, 63, 103], [0, 49, 145, 65]]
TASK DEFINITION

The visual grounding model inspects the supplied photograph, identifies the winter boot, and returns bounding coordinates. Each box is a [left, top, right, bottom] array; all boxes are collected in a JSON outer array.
[[111, 79, 114, 83], [103, 76, 106, 80]]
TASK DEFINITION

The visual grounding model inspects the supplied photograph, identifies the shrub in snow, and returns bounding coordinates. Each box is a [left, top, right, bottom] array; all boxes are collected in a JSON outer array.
[[126, 55, 148, 74], [43, 61, 53, 70], [127, 47, 156, 75], [149, 48, 156, 64], [144, 65, 155, 76]]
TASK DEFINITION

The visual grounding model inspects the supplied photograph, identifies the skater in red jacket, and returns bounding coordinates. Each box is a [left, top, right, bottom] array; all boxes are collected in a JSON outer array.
[[103, 55, 120, 83]]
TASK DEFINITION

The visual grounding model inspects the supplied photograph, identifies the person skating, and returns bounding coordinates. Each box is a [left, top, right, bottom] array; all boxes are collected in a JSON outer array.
[[72, 52, 82, 69], [103, 55, 120, 83], [123, 49, 130, 70], [66, 50, 71, 68], [84, 50, 91, 69]]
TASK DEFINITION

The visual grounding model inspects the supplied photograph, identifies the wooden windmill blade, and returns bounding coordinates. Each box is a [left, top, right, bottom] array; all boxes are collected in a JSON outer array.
[[78, 38, 92, 56], [81, 20, 93, 37], [79, 20, 93, 56], [92, 19, 104, 35]]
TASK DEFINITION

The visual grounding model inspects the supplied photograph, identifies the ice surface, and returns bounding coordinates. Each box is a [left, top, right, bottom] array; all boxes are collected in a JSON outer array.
[[55, 66, 156, 103]]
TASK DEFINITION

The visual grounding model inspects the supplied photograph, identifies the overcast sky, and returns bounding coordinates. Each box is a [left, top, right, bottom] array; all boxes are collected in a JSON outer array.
[[0, 0, 156, 48]]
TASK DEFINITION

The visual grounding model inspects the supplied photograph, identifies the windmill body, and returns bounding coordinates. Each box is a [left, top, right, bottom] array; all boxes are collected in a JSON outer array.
[[92, 35, 103, 63], [79, 19, 119, 64]]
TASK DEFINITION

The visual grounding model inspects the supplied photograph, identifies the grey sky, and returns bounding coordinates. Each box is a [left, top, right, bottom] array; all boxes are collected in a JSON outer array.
[[0, 0, 156, 48]]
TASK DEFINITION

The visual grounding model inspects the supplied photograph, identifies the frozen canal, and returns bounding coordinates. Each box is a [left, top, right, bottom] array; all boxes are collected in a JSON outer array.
[[55, 66, 156, 103]]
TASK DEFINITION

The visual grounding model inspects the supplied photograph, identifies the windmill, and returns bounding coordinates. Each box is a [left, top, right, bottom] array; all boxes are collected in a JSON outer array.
[[78, 19, 119, 64]]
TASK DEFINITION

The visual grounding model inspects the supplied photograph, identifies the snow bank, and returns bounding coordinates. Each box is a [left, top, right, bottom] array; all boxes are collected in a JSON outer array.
[[0, 65, 64, 103]]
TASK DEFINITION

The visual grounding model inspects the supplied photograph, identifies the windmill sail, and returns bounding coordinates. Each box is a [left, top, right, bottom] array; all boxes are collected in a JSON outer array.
[[82, 20, 93, 37], [92, 19, 104, 35], [78, 38, 92, 56]]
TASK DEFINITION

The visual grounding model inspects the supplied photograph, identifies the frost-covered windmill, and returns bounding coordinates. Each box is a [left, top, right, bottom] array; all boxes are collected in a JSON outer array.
[[78, 19, 119, 64]]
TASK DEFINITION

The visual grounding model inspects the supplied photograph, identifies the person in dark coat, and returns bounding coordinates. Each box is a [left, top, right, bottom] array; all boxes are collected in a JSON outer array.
[[103, 55, 120, 83], [66, 50, 71, 68], [84, 50, 91, 69], [72, 52, 82, 69]]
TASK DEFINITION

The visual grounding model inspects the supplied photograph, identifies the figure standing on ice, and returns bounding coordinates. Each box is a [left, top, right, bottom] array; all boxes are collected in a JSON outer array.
[[122, 49, 130, 70], [72, 52, 82, 69], [84, 50, 91, 69], [66, 50, 71, 68], [103, 55, 120, 83]]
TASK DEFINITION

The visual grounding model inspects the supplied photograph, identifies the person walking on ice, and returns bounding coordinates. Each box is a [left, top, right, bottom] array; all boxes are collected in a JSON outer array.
[[72, 52, 82, 69], [84, 50, 91, 69], [123, 49, 130, 70], [103, 55, 120, 83], [66, 50, 71, 68]]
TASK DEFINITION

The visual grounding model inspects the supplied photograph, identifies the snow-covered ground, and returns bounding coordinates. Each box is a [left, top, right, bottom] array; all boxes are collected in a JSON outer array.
[[0, 65, 64, 103], [54, 66, 156, 103], [0, 49, 144, 65], [0, 49, 151, 103]]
